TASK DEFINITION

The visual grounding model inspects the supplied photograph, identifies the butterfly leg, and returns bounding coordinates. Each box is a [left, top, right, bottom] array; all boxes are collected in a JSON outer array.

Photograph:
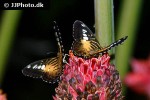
[[63, 54, 70, 66]]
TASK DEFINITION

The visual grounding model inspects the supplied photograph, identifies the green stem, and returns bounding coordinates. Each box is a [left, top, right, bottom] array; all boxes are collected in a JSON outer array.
[[116, 0, 143, 95], [0, 10, 22, 84], [116, 0, 143, 79], [94, 0, 114, 60]]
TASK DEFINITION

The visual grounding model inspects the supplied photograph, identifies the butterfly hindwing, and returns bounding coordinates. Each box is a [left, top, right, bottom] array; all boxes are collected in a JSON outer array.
[[42, 57, 62, 83], [22, 21, 64, 83]]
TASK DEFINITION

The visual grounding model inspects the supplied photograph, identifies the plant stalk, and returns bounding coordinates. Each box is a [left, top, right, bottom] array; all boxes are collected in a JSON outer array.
[[94, 0, 114, 61], [0, 10, 22, 84]]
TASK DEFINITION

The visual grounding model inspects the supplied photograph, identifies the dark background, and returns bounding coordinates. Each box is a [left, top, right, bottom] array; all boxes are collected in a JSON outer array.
[[1, 0, 150, 100]]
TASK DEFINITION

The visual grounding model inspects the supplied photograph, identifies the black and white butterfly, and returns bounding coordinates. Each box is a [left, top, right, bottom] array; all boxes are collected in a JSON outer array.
[[22, 21, 65, 84], [71, 20, 128, 58]]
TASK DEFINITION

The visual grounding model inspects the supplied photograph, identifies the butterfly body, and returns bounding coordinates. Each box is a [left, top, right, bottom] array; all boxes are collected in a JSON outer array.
[[71, 20, 128, 58], [22, 21, 64, 83]]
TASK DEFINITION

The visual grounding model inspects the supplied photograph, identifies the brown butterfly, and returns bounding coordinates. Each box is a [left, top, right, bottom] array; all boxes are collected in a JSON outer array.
[[71, 20, 128, 58], [22, 21, 64, 83]]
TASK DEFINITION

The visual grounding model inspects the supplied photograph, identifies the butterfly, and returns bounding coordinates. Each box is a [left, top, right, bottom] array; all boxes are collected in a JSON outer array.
[[71, 20, 128, 58], [22, 21, 64, 83]]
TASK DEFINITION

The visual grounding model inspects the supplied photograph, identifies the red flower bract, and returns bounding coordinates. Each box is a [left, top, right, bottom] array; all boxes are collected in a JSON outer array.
[[125, 57, 150, 96], [53, 51, 123, 100], [0, 89, 7, 100]]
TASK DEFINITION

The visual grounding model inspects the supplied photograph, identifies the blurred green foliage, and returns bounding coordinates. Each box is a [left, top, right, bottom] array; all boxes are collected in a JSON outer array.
[[0, 10, 22, 83]]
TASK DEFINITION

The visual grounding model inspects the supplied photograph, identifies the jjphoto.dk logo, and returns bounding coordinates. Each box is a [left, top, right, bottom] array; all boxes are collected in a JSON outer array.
[[4, 2, 44, 8]]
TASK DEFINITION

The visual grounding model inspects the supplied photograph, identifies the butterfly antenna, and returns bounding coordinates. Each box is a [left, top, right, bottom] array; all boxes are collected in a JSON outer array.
[[53, 21, 64, 54], [104, 36, 128, 53], [89, 36, 128, 55], [109, 36, 128, 48], [103, 36, 128, 53]]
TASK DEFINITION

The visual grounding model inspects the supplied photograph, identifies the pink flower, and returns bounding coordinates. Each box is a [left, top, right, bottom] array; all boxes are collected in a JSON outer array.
[[53, 51, 123, 100], [0, 89, 7, 100], [125, 56, 150, 96]]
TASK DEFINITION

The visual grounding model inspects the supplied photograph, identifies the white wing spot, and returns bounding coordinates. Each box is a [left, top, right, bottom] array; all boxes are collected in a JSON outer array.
[[41, 65, 45, 70], [82, 29, 87, 34], [33, 65, 38, 69], [81, 23, 86, 27], [83, 37, 88, 40], [56, 38, 59, 42], [27, 65, 31, 68], [38, 65, 42, 69]]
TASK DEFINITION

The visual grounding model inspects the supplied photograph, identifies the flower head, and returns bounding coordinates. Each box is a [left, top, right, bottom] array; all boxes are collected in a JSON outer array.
[[53, 51, 123, 100], [0, 89, 7, 100], [125, 56, 150, 96]]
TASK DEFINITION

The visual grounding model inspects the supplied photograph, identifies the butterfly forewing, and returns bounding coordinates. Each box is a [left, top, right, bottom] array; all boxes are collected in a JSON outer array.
[[22, 56, 62, 83], [73, 20, 95, 40], [71, 20, 102, 58], [22, 21, 64, 83]]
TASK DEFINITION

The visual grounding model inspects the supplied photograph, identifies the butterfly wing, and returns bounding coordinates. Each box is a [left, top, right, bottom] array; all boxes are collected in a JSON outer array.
[[72, 20, 128, 58], [73, 20, 95, 40], [22, 21, 64, 83], [42, 57, 62, 83], [22, 60, 45, 79], [22, 56, 63, 83], [71, 20, 102, 58], [53, 21, 64, 54]]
